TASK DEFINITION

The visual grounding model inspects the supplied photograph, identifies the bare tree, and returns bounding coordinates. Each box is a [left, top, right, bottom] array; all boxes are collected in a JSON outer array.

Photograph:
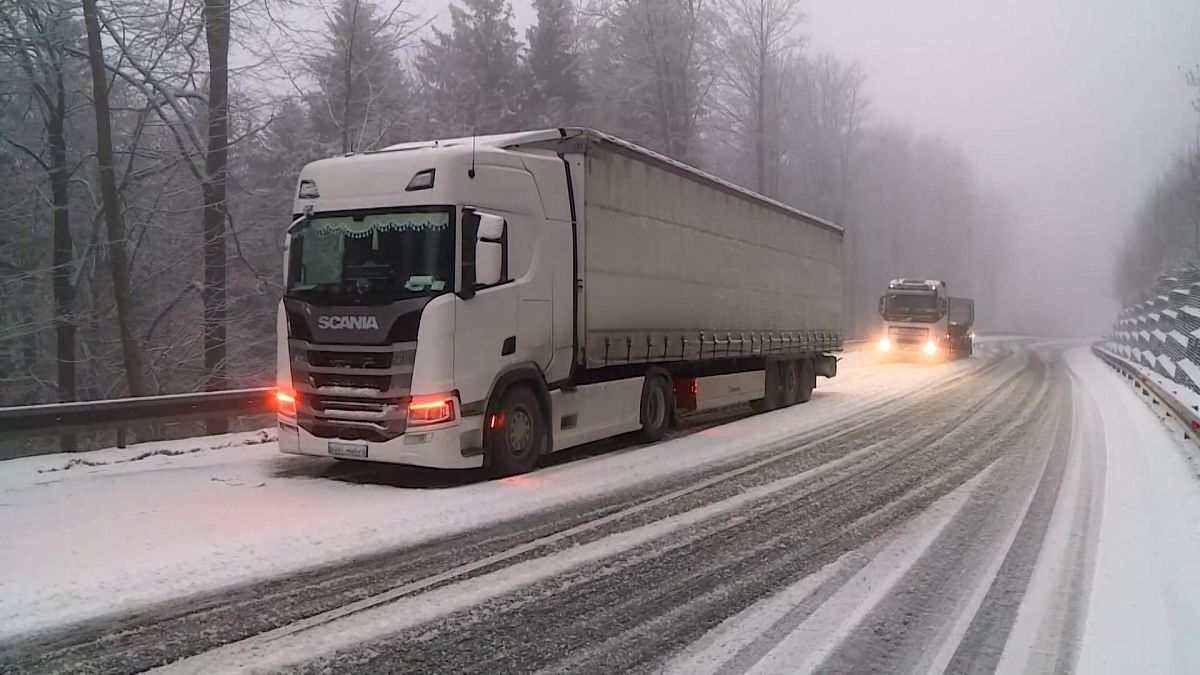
[[0, 0, 79, 433], [717, 0, 803, 195], [82, 0, 148, 397], [200, 0, 230, 431]]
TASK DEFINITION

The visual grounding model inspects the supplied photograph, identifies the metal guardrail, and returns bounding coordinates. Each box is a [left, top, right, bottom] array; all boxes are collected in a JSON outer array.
[[1092, 344, 1200, 446], [3, 341, 872, 452], [0, 387, 276, 445]]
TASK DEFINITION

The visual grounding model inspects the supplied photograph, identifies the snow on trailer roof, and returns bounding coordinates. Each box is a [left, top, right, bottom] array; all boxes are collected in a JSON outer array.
[[1169, 330, 1188, 347], [380, 127, 843, 235], [1183, 306, 1200, 319]]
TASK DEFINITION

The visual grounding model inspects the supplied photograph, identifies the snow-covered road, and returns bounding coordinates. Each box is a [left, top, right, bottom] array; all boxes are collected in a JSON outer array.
[[2, 339, 1199, 674]]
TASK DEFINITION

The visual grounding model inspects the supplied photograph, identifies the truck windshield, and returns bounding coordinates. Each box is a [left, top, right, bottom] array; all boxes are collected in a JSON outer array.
[[883, 292, 940, 322], [286, 209, 454, 305]]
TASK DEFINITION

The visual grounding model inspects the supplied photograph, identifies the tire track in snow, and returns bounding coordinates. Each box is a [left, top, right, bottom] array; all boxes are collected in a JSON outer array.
[[0, 343, 1022, 667], [238, 346, 1050, 673], [991, 353, 1106, 675]]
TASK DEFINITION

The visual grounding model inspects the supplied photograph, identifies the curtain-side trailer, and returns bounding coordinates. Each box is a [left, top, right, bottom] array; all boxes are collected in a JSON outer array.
[[276, 128, 843, 476]]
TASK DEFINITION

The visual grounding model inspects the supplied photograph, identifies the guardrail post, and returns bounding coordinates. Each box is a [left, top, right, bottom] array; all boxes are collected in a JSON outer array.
[[116, 427, 127, 449]]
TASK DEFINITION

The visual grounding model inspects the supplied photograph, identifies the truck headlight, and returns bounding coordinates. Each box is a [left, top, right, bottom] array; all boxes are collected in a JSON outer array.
[[879, 337, 891, 352], [275, 390, 297, 418], [408, 397, 456, 426], [924, 339, 937, 355]]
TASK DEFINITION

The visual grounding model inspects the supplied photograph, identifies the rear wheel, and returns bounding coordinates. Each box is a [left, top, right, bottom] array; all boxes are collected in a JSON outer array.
[[797, 358, 816, 403], [781, 360, 801, 407], [485, 385, 545, 477], [751, 361, 785, 413], [638, 372, 674, 443]]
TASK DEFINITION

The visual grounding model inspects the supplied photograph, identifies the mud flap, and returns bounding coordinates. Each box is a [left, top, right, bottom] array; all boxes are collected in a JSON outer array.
[[815, 354, 838, 378]]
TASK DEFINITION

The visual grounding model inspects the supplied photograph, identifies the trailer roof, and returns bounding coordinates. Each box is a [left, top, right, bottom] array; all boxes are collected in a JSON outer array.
[[379, 127, 843, 235]]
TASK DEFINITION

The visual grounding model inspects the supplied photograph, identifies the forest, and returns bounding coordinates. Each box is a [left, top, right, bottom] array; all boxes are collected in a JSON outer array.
[[1114, 68, 1200, 303], [0, 0, 1013, 410]]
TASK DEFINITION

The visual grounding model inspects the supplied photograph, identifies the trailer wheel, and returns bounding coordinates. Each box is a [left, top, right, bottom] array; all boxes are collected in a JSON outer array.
[[797, 358, 815, 403], [638, 372, 674, 443], [485, 385, 545, 477], [781, 360, 801, 407], [751, 362, 784, 413]]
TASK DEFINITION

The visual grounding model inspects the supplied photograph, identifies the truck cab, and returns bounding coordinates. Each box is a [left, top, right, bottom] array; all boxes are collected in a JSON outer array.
[[877, 278, 951, 359], [275, 132, 572, 472]]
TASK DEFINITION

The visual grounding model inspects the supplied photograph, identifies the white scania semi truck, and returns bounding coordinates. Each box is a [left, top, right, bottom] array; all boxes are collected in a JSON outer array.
[[275, 128, 843, 475], [877, 278, 974, 359]]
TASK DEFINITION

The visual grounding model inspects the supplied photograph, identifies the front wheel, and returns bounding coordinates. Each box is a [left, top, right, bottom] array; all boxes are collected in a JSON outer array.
[[485, 385, 545, 477]]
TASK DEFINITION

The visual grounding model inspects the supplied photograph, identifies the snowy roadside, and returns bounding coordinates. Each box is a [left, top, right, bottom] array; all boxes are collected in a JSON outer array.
[[0, 350, 977, 638], [1094, 345, 1200, 472], [1065, 347, 1200, 672]]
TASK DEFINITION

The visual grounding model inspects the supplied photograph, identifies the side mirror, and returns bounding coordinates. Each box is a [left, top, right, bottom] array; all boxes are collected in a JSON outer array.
[[476, 241, 503, 287], [878, 296, 885, 315], [475, 214, 507, 287], [460, 209, 507, 299], [939, 298, 948, 314]]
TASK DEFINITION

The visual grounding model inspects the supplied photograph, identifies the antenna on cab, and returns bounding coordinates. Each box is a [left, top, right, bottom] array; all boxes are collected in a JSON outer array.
[[468, 129, 477, 179]]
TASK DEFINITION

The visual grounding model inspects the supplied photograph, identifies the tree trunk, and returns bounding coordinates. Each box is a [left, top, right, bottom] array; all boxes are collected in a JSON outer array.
[[82, 0, 148, 398], [340, 0, 358, 153], [48, 46, 76, 451], [203, 0, 230, 433]]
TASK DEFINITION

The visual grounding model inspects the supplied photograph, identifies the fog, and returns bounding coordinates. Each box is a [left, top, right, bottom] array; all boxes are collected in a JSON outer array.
[[803, 0, 1200, 336]]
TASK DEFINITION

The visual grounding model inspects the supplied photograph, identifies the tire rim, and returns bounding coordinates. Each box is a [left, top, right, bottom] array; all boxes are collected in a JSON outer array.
[[646, 385, 667, 430], [507, 406, 534, 456]]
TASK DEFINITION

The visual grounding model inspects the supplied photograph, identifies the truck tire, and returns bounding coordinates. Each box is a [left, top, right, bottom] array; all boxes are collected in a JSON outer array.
[[797, 358, 815, 403], [638, 372, 674, 443], [485, 385, 545, 477], [751, 361, 784, 413], [781, 360, 801, 407]]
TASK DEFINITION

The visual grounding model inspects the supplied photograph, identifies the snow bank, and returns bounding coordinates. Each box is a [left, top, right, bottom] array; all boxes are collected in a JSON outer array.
[[1067, 348, 1200, 672]]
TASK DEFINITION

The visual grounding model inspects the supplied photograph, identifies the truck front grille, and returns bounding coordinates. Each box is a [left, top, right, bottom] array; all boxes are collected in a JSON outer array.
[[888, 326, 929, 346], [288, 339, 416, 441]]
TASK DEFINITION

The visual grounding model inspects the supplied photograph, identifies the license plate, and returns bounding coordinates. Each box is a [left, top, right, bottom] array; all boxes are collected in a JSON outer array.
[[328, 441, 368, 458]]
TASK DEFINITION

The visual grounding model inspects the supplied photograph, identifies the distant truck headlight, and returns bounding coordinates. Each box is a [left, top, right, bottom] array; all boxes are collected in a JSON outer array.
[[924, 339, 937, 355], [879, 337, 891, 352]]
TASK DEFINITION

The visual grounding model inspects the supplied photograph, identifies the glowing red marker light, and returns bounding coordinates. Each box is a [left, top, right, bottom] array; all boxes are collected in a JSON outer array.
[[275, 390, 296, 417]]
